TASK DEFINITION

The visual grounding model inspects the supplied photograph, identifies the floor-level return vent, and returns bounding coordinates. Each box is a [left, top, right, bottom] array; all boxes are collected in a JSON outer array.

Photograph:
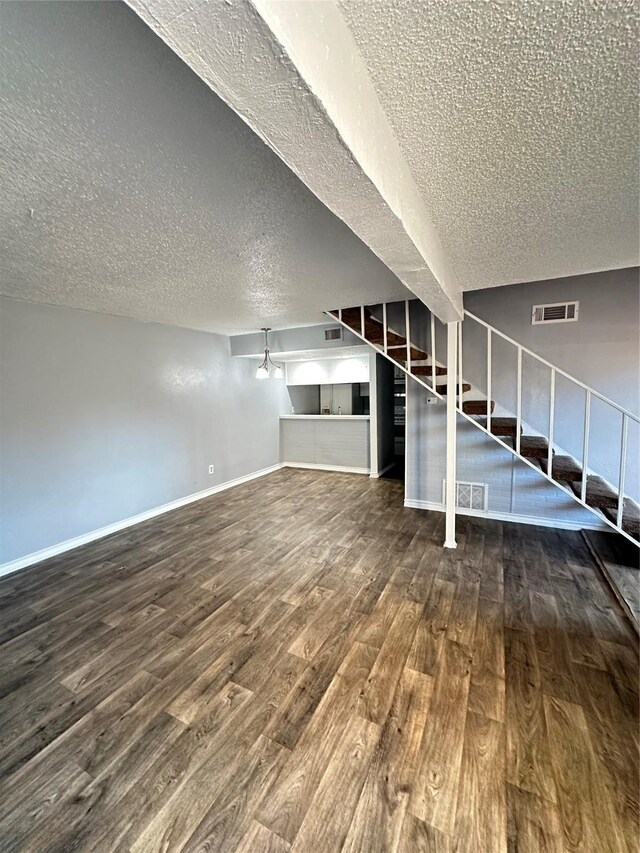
[[443, 480, 488, 512]]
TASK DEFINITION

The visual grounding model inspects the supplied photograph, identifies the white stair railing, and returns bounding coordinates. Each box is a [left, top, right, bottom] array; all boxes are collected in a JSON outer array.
[[464, 309, 639, 540], [328, 301, 639, 544]]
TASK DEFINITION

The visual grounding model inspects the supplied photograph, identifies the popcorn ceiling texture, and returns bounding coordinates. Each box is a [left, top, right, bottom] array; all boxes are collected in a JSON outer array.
[[339, 0, 639, 290], [127, 0, 463, 321], [0, 2, 407, 334]]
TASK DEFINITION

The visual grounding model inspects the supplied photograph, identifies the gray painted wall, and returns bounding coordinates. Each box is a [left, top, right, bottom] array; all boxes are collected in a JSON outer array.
[[406, 388, 601, 527], [406, 267, 640, 525], [229, 323, 360, 357], [0, 298, 287, 564]]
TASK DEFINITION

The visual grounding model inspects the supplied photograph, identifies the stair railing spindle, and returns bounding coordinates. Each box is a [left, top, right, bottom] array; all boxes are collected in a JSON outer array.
[[581, 391, 590, 504], [548, 369, 555, 479], [382, 302, 388, 355], [516, 347, 522, 455], [405, 300, 412, 374], [617, 414, 628, 528], [487, 327, 492, 433], [360, 305, 365, 340]]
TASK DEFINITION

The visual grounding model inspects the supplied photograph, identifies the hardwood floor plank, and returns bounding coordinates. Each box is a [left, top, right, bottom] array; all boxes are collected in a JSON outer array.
[[406, 578, 455, 676], [359, 599, 423, 726], [454, 711, 506, 853], [397, 812, 452, 852], [235, 820, 291, 853], [409, 639, 472, 835], [504, 628, 557, 804], [290, 713, 381, 853], [468, 595, 505, 721], [506, 784, 563, 853], [342, 667, 434, 853], [257, 641, 377, 844], [544, 695, 629, 853]]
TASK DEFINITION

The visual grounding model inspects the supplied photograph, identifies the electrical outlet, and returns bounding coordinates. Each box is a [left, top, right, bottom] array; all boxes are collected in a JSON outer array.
[[208, 464, 215, 475], [426, 397, 439, 405]]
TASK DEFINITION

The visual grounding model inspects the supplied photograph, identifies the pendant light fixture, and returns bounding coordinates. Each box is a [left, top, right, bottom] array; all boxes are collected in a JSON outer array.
[[255, 327, 283, 379]]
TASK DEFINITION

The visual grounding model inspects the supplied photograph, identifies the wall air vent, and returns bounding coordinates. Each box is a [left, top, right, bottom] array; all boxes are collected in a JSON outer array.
[[442, 480, 488, 513], [531, 301, 579, 325], [324, 327, 343, 341]]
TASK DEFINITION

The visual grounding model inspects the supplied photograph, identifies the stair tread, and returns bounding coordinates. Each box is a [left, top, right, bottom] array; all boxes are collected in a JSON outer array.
[[474, 417, 522, 437], [463, 400, 495, 415], [570, 475, 619, 509], [540, 455, 583, 482], [520, 436, 550, 459], [335, 306, 429, 360], [411, 364, 447, 377], [603, 499, 640, 540], [436, 382, 472, 395]]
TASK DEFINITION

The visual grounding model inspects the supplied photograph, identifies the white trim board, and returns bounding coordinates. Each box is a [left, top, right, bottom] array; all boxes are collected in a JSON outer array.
[[404, 499, 609, 532], [370, 462, 395, 479], [0, 463, 285, 579], [283, 462, 370, 475]]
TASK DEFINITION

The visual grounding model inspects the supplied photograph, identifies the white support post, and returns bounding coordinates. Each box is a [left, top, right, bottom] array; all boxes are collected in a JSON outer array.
[[382, 302, 388, 355], [430, 312, 436, 390], [360, 305, 365, 339], [444, 321, 458, 549]]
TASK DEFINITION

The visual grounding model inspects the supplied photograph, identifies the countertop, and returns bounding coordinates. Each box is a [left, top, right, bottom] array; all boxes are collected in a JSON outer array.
[[280, 414, 370, 420]]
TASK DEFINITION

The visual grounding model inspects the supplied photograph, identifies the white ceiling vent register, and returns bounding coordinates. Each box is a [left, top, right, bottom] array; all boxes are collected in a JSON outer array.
[[324, 327, 343, 341], [442, 480, 488, 513], [531, 301, 579, 325]]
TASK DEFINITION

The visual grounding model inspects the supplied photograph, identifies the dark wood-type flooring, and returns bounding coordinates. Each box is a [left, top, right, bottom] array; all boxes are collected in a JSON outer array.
[[0, 468, 638, 852]]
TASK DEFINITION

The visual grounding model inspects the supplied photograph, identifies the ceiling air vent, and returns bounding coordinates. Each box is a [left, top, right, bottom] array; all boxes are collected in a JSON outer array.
[[531, 301, 579, 325], [324, 327, 343, 341], [442, 480, 488, 512]]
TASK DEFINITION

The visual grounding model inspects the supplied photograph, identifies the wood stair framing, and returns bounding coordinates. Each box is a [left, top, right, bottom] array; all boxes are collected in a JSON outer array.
[[330, 304, 640, 544]]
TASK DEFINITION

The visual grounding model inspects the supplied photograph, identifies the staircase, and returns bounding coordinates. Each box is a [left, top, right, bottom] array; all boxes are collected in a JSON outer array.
[[328, 302, 640, 545]]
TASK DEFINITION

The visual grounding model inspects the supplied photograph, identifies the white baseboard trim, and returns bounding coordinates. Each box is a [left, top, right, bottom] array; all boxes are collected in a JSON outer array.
[[403, 498, 609, 532], [369, 462, 395, 479], [283, 462, 370, 475], [0, 463, 285, 579]]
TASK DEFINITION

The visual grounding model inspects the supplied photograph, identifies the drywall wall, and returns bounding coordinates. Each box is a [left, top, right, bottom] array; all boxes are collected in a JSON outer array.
[[229, 323, 361, 357], [406, 386, 604, 529], [0, 298, 287, 565], [462, 267, 640, 499]]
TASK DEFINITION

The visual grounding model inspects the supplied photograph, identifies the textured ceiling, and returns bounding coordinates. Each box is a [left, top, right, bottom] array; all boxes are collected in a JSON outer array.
[[339, 0, 640, 290], [0, 2, 408, 334]]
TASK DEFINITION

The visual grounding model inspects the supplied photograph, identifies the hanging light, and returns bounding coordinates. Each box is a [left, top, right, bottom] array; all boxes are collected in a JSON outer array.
[[255, 327, 283, 379]]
